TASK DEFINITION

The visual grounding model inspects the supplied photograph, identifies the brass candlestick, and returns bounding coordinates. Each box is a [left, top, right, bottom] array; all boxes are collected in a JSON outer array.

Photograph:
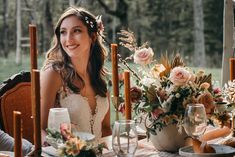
[[112, 95, 121, 120]]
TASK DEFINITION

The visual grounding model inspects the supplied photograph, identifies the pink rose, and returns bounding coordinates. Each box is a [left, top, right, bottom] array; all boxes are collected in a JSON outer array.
[[151, 108, 164, 119], [60, 123, 72, 141], [169, 67, 191, 86], [134, 47, 154, 65], [118, 102, 125, 115], [213, 87, 221, 94]]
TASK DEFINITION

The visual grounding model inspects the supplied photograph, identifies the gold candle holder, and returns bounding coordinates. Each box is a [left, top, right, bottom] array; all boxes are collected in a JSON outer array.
[[112, 95, 121, 121]]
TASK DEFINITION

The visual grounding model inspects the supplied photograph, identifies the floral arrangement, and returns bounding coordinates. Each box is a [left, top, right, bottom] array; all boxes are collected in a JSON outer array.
[[117, 30, 227, 136], [46, 124, 106, 157], [224, 80, 235, 104], [211, 80, 235, 127]]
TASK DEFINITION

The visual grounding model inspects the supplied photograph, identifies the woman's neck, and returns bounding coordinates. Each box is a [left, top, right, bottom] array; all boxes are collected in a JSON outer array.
[[71, 57, 89, 78]]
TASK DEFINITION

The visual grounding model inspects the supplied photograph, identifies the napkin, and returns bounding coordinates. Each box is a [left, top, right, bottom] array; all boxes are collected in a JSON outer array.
[[42, 146, 58, 157]]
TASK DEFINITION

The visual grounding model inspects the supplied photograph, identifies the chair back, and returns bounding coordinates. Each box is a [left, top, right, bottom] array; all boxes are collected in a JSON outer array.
[[0, 71, 33, 143]]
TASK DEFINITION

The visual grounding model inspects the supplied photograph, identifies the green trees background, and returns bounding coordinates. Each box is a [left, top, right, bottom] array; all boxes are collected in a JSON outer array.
[[0, 0, 224, 67]]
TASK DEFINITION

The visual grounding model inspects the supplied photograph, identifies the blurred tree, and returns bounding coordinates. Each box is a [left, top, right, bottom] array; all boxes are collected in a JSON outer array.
[[97, 0, 128, 29], [0, 0, 224, 68], [2, 0, 9, 58], [193, 0, 206, 67], [143, 0, 194, 60], [42, 0, 54, 52], [203, 0, 223, 67]]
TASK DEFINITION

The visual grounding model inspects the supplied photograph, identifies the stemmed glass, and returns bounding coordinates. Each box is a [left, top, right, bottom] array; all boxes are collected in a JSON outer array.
[[112, 120, 138, 157], [183, 104, 207, 139], [47, 108, 71, 132]]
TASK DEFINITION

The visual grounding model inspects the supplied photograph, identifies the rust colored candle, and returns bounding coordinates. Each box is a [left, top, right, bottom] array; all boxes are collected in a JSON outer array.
[[230, 58, 235, 81], [29, 24, 37, 70], [124, 70, 131, 120], [14, 111, 22, 157], [111, 44, 119, 97], [32, 70, 41, 156]]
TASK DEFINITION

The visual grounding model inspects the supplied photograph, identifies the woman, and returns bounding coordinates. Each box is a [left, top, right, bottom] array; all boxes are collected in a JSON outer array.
[[40, 7, 112, 142]]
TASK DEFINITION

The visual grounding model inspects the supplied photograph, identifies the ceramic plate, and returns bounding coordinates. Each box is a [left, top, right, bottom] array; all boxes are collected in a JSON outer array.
[[0, 151, 14, 157], [45, 136, 63, 149], [42, 146, 59, 157], [179, 144, 235, 157], [73, 131, 95, 142]]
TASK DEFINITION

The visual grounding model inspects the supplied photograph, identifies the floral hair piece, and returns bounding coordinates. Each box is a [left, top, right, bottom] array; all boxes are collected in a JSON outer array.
[[85, 16, 94, 28], [70, 6, 104, 35], [96, 15, 104, 35], [84, 15, 104, 35]]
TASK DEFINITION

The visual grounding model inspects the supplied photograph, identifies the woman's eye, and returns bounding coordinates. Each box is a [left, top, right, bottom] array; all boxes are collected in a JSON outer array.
[[60, 30, 66, 35], [74, 29, 81, 33]]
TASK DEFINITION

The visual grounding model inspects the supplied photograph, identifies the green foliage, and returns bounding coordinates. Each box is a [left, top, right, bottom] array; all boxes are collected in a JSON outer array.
[[0, 53, 44, 82]]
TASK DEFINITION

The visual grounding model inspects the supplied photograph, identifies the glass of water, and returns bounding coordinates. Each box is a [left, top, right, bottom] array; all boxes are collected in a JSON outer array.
[[112, 120, 138, 157]]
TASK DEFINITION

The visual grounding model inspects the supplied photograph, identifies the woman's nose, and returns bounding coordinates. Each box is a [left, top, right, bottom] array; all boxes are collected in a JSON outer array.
[[66, 33, 74, 42]]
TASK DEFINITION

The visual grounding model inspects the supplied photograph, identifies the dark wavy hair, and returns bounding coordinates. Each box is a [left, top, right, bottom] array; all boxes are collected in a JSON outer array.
[[42, 7, 107, 97]]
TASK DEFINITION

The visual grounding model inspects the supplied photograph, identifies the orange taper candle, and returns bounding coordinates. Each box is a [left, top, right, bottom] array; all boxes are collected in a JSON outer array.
[[230, 57, 235, 81], [111, 44, 119, 97], [29, 24, 37, 71], [32, 69, 41, 156], [124, 70, 131, 120], [14, 111, 22, 157]]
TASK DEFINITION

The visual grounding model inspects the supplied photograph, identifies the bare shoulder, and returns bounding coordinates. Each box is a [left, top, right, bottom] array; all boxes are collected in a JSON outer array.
[[40, 66, 62, 91]]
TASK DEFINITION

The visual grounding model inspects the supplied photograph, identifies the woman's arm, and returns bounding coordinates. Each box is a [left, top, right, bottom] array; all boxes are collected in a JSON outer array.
[[0, 129, 32, 155], [102, 92, 112, 137], [40, 67, 62, 142]]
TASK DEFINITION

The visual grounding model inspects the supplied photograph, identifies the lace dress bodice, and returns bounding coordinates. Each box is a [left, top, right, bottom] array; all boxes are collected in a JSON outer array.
[[57, 87, 109, 140]]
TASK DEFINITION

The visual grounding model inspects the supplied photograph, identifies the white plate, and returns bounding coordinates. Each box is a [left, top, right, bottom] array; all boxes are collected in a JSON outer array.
[[73, 132, 95, 142], [42, 146, 59, 157], [0, 151, 14, 157], [46, 132, 95, 149], [45, 136, 63, 149], [179, 144, 235, 157]]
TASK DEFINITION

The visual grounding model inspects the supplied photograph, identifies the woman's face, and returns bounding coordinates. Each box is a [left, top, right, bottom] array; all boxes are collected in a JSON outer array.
[[59, 15, 92, 60]]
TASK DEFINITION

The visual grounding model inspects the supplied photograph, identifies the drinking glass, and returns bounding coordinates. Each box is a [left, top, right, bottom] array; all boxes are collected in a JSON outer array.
[[112, 120, 138, 157], [47, 108, 71, 132], [183, 104, 207, 139]]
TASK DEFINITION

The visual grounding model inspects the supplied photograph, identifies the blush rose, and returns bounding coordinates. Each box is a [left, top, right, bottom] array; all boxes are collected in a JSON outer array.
[[169, 67, 192, 86], [134, 47, 154, 65]]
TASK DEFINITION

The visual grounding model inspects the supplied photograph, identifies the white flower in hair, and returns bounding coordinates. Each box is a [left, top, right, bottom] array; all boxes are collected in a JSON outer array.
[[96, 15, 104, 34]]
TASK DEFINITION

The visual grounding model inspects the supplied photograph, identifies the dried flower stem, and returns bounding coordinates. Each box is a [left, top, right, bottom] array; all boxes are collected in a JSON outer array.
[[117, 54, 141, 81]]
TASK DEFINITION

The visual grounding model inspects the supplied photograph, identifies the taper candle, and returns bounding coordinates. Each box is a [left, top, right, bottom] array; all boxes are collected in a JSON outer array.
[[230, 57, 235, 81], [124, 70, 131, 120], [29, 24, 37, 71], [111, 44, 119, 97], [14, 111, 22, 157], [32, 69, 41, 156]]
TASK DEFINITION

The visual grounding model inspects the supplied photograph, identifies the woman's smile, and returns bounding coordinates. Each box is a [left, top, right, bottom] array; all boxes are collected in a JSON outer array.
[[66, 44, 79, 51]]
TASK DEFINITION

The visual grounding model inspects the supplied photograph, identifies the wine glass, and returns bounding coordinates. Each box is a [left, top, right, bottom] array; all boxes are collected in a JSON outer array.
[[47, 108, 71, 132], [183, 104, 207, 139], [112, 120, 138, 157]]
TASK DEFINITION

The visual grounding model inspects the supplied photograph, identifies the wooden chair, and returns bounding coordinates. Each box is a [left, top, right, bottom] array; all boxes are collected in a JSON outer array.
[[0, 71, 33, 143]]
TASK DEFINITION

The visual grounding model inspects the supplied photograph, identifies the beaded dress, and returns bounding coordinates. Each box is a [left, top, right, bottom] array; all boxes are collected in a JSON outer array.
[[56, 86, 109, 140]]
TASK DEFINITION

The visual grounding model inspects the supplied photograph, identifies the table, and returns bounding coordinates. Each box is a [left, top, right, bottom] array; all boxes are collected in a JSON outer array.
[[99, 136, 181, 157], [1, 126, 233, 157]]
